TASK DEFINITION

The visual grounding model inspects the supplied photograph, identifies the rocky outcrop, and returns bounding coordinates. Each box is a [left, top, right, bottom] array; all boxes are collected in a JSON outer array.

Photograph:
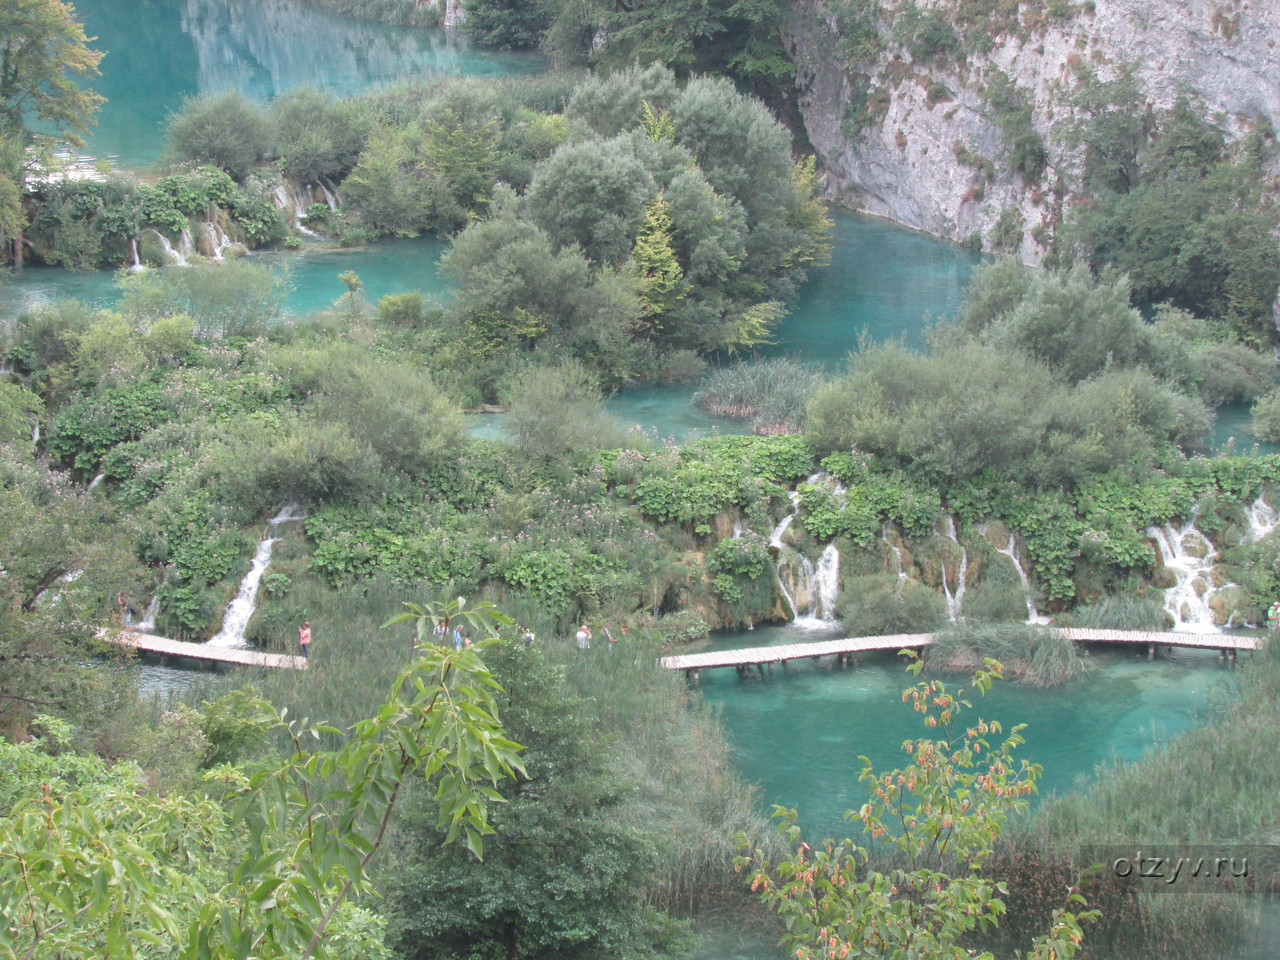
[[784, 0, 1280, 261]]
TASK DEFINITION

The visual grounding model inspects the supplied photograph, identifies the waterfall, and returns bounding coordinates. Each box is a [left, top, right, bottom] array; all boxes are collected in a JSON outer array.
[[1147, 516, 1229, 632], [133, 596, 160, 633], [769, 473, 842, 627], [882, 522, 909, 586], [200, 219, 234, 259], [813, 543, 841, 622], [938, 515, 967, 622], [769, 493, 802, 620], [128, 236, 144, 270], [31, 418, 40, 445], [145, 228, 188, 266], [207, 504, 307, 648], [1246, 493, 1278, 543], [318, 178, 341, 209], [87, 473, 105, 490], [207, 535, 280, 648], [178, 227, 195, 261], [979, 523, 1049, 624]]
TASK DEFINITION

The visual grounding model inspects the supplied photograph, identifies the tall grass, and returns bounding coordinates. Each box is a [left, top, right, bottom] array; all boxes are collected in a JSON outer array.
[[1003, 638, 1280, 957], [1069, 594, 1168, 631], [929, 621, 1092, 686], [693, 358, 824, 435]]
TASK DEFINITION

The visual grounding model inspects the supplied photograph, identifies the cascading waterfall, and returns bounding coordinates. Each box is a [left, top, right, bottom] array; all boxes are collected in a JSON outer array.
[[199, 219, 234, 259], [144, 228, 188, 266], [272, 179, 323, 237], [133, 596, 160, 633], [882, 522, 909, 586], [87, 473, 105, 490], [770, 473, 824, 621], [769, 492, 803, 620], [1146, 513, 1229, 632], [31, 418, 39, 445], [317, 178, 341, 209], [811, 542, 841, 622], [1246, 493, 1278, 543], [207, 503, 307, 648], [978, 523, 1049, 624], [938, 515, 967, 622], [128, 236, 143, 270]]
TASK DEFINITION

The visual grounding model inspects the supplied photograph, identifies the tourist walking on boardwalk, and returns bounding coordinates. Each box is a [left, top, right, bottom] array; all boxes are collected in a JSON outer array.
[[1269, 601, 1280, 631], [299, 621, 311, 659], [575, 624, 592, 650], [433, 619, 447, 644]]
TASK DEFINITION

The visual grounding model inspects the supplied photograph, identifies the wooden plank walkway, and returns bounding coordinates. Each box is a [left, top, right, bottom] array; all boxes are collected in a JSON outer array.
[[660, 628, 1259, 672], [101, 629, 308, 670]]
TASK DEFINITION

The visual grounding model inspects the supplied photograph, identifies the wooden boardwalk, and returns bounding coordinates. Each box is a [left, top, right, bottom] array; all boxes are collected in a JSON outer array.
[[660, 628, 1259, 673], [101, 629, 308, 670]]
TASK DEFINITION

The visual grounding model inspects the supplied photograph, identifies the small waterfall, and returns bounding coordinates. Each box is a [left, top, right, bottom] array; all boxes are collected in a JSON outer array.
[[207, 536, 280, 648], [1246, 494, 1278, 543], [145, 228, 188, 267], [128, 236, 144, 270], [178, 227, 195, 261], [317, 178, 341, 209], [938, 515, 967, 622], [133, 596, 160, 633], [87, 473, 105, 490], [273, 179, 323, 236], [1147, 516, 1229, 632], [31, 418, 40, 445], [812, 543, 841, 622], [200, 219, 234, 260], [207, 504, 307, 648], [979, 523, 1049, 624], [882, 522, 909, 587], [769, 493, 802, 619]]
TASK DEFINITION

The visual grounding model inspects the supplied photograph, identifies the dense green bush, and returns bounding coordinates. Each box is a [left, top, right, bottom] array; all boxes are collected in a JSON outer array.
[[167, 91, 273, 179], [835, 573, 946, 636]]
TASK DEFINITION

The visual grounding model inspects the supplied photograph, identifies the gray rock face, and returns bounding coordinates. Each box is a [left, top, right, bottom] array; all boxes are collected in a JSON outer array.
[[784, 0, 1280, 262]]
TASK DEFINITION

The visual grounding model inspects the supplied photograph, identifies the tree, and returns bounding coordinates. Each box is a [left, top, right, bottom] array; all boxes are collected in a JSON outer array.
[[0, 0, 103, 267], [631, 192, 685, 330], [736, 658, 1098, 960], [0, 0, 103, 155], [382, 638, 693, 960], [166, 91, 271, 180], [0, 606, 525, 959]]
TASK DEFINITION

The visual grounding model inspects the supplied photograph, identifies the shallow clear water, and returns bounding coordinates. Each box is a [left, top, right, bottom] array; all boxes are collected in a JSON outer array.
[[691, 622, 1234, 841]]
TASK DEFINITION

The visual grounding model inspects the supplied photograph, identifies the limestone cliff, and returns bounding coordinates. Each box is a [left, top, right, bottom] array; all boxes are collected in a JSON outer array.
[[784, 0, 1280, 262]]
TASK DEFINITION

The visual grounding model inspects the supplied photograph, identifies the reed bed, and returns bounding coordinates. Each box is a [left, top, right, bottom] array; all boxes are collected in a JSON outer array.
[[692, 358, 824, 435], [928, 621, 1092, 686]]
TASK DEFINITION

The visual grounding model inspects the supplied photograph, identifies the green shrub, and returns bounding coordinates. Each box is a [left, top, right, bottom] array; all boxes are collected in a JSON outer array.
[[1253, 389, 1280, 443], [835, 574, 947, 636], [167, 91, 272, 179]]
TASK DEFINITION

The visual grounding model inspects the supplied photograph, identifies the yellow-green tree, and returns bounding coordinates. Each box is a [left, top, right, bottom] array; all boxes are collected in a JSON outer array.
[[631, 192, 684, 334]]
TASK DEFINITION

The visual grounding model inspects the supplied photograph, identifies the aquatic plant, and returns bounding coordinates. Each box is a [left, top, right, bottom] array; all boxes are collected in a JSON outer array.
[[693, 357, 824, 435], [929, 622, 1091, 686]]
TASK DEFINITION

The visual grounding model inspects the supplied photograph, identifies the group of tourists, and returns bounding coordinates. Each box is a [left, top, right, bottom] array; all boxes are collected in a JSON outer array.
[[574, 623, 626, 650]]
